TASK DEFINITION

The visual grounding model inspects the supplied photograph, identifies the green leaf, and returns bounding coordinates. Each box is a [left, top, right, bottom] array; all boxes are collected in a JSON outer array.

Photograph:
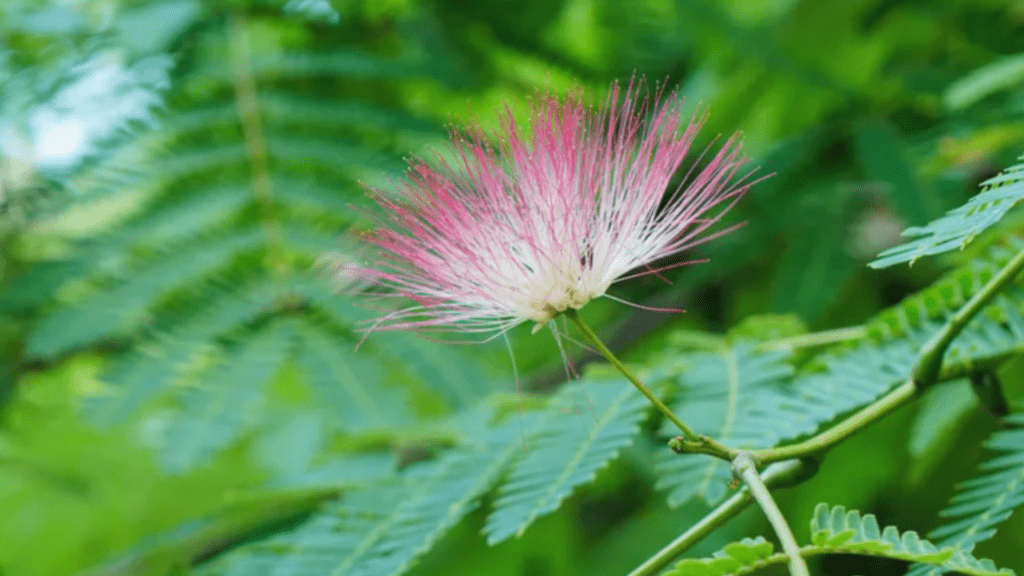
[[156, 322, 292, 473], [26, 229, 263, 360], [85, 278, 284, 425], [208, 418, 525, 576], [119, 184, 253, 246], [292, 322, 414, 431], [906, 411, 1024, 576], [870, 154, 1024, 268], [664, 537, 773, 576], [944, 52, 1024, 111], [258, 93, 441, 135], [665, 505, 1013, 576], [661, 239, 1024, 508], [373, 333, 496, 408], [655, 345, 795, 506], [484, 375, 651, 544], [810, 504, 1012, 576]]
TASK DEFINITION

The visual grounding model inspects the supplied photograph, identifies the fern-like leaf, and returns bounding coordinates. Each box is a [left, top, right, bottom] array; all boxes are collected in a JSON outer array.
[[84, 278, 284, 424], [154, 322, 292, 472], [870, 153, 1024, 268], [665, 537, 775, 576], [906, 411, 1024, 576], [810, 504, 1013, 576], [206, 418, 525, 576], [655, 345, 796, 506], [292, 322, 414, 431], [26, 230, 263, 360], [484, 374, 652, 544], [664, 504, 1013, 576], [659, 240, 1024, 508], [1, 4, 476, 472], [656, 337, 927, 507]]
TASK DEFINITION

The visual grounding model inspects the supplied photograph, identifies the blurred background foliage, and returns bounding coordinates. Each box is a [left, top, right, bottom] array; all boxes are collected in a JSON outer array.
[[1, 0, 1024, 575]]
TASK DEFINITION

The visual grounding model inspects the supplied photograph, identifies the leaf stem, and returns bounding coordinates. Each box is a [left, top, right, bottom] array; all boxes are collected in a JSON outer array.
[[912, 245, 1024, 386], [757, 325, 866, 352], [752, 379, 916, 464], [565, 309, 705, 444], [673, 244, 1024, 465], [228, 12, 289, 280], [732, 453, 810, 576], [758, 244, 1024, 463], [627, 458, 814, 576]]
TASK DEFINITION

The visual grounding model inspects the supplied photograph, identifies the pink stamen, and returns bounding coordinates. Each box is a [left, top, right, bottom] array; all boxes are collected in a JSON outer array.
[[348, 77, 759, 337]]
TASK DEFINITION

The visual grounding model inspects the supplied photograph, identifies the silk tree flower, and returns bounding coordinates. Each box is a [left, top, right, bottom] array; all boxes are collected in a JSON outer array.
[[350, 81, 757, 339]]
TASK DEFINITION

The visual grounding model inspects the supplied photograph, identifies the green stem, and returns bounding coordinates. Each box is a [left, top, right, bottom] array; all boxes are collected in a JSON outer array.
[[732, 453, 810, 576], [674, 244, 1024, 465], [912, 245, 1024, 386], [228, 12, 289, 280], [752, 379, 916, 464], [672, 341, 1023, 465], [758, 325, 866, 352], [627, 459, 814, 576], [565, 308, 704, 443], [634, 248, 1024, 575]]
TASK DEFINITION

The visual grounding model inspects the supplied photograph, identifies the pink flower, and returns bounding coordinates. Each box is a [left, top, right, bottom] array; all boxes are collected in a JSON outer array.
[[351, 80, 757, 339]]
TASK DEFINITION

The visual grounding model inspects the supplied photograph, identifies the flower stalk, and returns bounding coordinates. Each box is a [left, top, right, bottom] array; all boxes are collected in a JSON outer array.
[[565, 308, 703, 443]]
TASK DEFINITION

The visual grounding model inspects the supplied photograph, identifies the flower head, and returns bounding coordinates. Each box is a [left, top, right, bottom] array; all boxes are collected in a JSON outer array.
[[351, 80, 757, 338]]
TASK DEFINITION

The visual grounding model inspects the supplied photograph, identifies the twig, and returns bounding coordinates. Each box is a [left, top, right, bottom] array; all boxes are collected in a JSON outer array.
[[673, 244, 1024, 465], [626, 458, 814, 576], [732, 453, 809, 576]]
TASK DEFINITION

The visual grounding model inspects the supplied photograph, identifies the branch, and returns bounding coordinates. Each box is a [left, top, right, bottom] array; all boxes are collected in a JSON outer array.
[[732, 453, 809, 576], [627, 458, 815, 576], [673, 244, 1024, 465], [912, 245, 1024, 386], [752, 379, 915, 464]]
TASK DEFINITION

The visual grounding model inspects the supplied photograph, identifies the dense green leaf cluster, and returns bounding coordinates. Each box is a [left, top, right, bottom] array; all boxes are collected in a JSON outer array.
[[194, 236, 1024, 575], [199, 375, 650, 575]]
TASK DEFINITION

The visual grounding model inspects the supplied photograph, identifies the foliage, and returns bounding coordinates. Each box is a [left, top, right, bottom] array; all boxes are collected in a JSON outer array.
[[665, 504, 1013, 576], [201, 375, 651, 575], [2, 0, 496, 477], [871, 155, 1024, 269], [655, 344, 797, 506], [2, 1, 1024, 576], [907, 411, 1024, 576], [197, 235, 1024, 575], [656, 237, 1024, 509]]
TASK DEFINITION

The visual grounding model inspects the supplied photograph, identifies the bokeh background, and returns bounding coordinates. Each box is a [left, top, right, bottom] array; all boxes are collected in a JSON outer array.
[[2, 0, 1024, 574]]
